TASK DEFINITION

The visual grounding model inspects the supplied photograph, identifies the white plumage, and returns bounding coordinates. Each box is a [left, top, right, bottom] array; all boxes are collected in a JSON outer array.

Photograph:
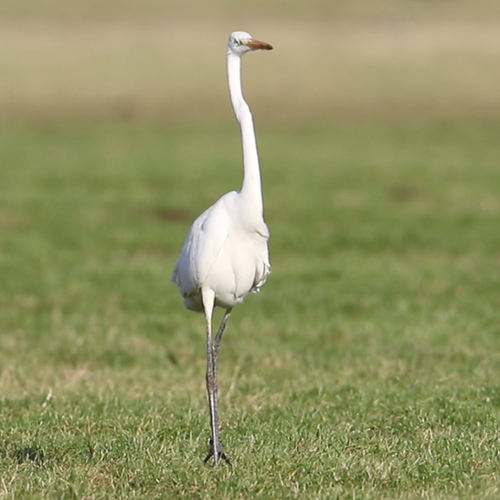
[[172, 191, 270, 312], [171, 31, 273, 465]]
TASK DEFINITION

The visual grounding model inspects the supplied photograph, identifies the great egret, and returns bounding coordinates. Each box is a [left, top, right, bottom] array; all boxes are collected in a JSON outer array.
[[171, 31, 273, 465]]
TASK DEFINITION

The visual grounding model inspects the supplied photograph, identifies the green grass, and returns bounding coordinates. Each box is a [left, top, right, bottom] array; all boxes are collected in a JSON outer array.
[[1, 118, 500, 498]]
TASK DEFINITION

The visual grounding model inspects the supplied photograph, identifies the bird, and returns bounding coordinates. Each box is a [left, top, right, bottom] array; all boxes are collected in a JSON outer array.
[[171, 31, 273, 465]]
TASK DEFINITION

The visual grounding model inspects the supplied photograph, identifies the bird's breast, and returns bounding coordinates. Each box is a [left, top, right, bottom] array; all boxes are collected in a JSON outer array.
[[203, 230, 269, 309]]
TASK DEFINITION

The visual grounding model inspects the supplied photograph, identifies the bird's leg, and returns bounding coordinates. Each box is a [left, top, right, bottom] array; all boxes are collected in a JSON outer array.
[[213, 308, 232, 372], [202, 292, 231, 465], [203, 291, 220, 464], [202, 303, 232, 466], [208, 308, 232, 465]]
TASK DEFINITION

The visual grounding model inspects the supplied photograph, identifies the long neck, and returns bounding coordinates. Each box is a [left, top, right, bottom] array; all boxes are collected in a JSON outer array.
[[227, 52, 263, 217]]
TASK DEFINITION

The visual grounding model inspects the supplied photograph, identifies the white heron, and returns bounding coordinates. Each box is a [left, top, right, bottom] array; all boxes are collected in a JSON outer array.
[[171, 31, 273, 465]]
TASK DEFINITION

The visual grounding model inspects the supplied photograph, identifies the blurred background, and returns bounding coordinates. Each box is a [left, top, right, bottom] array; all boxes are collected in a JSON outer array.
[[1, 0, 500, 124], [1, 4, 500, 495]]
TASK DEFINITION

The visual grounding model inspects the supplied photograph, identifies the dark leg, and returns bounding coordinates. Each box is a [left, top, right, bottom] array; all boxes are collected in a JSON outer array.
[[203, 307, 232, 465], [213, 308, 232, 376]]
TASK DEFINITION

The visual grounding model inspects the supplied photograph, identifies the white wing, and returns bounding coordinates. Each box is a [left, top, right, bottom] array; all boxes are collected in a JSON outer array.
[[171, 194, 233, 299]]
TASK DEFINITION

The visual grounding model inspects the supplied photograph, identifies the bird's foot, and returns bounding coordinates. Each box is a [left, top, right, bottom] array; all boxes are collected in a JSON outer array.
[[203, 438, 231, 466]]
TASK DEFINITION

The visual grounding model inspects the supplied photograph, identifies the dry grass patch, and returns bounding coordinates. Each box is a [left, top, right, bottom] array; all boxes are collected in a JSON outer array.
[[1, 19, 500, 121]]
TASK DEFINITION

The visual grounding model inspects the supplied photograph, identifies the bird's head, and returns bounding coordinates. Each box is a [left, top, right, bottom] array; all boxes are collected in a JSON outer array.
[[227, 31, 273, 56]]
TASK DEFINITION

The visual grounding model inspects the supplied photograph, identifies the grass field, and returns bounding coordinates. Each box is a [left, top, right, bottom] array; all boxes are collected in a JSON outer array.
[[1, 120, 500, 498], [1, 1, 500, 498]]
